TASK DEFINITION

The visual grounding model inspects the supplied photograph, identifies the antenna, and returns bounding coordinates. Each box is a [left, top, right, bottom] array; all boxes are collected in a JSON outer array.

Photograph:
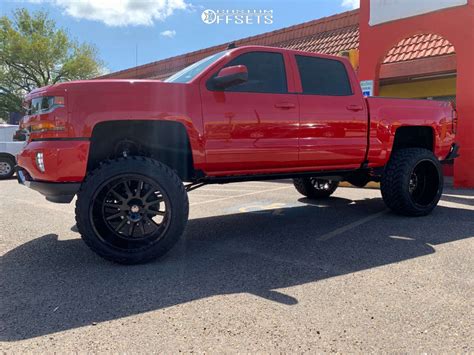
[[135, 43, 138, 78]]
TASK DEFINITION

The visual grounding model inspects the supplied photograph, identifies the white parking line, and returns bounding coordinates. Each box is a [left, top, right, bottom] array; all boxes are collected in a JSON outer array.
[[443, 193, 474, 200], [317, 210, 387, 241], [230, 181, 293, 187], [198, 187, 269, 192], [228, 182, 290, 187], [189, 193, 230, 198], [199, 185, 281, 192], [439, 200, 474, 209], [190, 185, 292, 206]]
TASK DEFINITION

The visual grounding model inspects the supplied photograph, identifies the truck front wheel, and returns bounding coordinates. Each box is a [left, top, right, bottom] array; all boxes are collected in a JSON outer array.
[[75, 157, 189, 264], [381, 148, 443, 216], [293, 178, 339, 199]]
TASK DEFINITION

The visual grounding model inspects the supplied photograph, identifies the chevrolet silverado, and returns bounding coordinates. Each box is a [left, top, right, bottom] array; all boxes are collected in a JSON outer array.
[[16, 46, 458, 263]]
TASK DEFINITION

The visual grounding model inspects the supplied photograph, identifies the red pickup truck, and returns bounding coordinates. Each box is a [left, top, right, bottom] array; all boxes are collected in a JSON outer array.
[[17, 45, 458, 264]]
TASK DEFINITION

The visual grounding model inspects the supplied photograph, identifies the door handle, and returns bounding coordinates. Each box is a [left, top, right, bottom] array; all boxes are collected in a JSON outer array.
[[346, 104, 363, 112], [275, 102, 296, 109]]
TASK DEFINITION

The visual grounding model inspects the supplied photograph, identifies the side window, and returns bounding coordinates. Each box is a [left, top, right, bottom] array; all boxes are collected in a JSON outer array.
[[296, 55, 352, 96], [210, 51, 287, 94]]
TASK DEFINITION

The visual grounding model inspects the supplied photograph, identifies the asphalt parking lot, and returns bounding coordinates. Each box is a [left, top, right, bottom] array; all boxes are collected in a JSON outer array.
[[0, 177, 473, 352]]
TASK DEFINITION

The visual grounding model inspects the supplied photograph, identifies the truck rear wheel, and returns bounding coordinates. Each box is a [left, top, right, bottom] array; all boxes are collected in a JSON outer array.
[[75, 157, 189, 264], [0, 156, 15, 180], [381, 148, 443, 216], [293, 178, 339, 199]]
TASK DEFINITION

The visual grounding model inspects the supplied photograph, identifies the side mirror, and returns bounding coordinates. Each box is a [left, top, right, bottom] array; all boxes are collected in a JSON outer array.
[[213, 65, 248, 89]]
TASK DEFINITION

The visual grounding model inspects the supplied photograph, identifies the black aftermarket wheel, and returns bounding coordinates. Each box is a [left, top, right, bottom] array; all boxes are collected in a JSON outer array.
[[76, 157, 189, 264], [381, 148, 443, 216]]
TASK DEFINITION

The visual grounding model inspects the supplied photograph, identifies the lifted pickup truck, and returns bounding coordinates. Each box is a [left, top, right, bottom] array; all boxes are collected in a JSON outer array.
[[17, 46, 458, 264]]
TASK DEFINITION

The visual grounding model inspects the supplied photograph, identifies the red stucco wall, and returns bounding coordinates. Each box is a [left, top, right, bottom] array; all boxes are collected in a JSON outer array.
[[359, 0, 474, 187]]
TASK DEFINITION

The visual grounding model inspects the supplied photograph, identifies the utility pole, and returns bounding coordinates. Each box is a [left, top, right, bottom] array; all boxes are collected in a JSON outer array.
[[135, 43, 138, 77]]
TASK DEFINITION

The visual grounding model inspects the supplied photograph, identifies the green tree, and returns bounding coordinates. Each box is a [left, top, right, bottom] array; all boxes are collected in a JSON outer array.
[[0, 8, 104, 121]]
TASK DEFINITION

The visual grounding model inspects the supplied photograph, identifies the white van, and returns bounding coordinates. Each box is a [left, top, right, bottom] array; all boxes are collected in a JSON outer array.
[[0, 124, 26, 179]]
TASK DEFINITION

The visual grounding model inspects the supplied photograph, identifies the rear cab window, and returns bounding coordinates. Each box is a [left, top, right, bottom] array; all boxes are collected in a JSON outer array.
[[295, 55, 352, 96]]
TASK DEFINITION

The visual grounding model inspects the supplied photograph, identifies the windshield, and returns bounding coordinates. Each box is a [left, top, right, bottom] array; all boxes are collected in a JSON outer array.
[[164, 50, 228, 83]]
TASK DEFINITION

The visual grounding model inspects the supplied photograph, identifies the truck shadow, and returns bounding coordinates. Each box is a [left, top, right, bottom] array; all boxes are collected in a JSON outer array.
[[1, 196, 473, 341]]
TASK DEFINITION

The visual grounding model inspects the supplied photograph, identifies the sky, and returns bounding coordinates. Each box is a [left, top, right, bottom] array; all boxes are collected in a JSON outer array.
[[1, 0, 360, 74]]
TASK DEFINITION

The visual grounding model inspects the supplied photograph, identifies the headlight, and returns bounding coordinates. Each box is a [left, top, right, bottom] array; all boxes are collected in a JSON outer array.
[[27, 96, 65, 116]]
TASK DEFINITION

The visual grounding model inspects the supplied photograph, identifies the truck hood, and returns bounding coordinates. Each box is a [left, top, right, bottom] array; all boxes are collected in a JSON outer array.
[[58, 79, 201, 137], [25, 79, 188, 100], [21, 79, 201, 140]]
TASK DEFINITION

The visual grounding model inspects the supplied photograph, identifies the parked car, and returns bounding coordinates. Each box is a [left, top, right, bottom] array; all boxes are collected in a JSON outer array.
[[16, 45, 458, 264], [0, 124, 26, 179]]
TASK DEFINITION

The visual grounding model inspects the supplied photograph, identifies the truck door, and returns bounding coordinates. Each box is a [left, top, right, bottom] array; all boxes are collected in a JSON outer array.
[[200, 50, 299, 174], [293, 54, 368, 169]]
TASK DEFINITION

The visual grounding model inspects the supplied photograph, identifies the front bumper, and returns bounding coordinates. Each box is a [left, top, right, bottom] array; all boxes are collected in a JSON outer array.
[[16, 139, 89, 203], [16, 140, 90, 181], [16, 168, 80, 203]]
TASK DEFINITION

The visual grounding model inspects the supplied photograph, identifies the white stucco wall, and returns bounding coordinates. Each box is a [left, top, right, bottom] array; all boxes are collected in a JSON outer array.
[[369, 0, 468, 25]]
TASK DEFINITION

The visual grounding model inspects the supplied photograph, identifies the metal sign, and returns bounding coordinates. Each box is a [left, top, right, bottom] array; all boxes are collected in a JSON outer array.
[[360, 80, 374, 97]]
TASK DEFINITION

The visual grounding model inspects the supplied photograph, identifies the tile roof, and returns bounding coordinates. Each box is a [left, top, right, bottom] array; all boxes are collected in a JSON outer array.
[[384, 33, 455, 63], [275, 26, 359, 56], [100, 10, 360, 80], [100, 9, 456, 80]]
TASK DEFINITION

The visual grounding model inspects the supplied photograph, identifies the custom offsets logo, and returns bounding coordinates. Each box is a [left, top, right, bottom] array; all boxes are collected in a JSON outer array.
[[201, 9, 273, 25]]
